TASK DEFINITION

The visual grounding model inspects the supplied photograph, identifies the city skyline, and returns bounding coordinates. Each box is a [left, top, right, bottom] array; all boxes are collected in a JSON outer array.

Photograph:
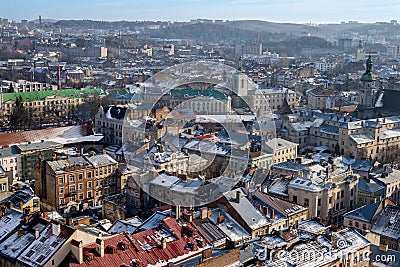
[[2, 0, 400, 23]]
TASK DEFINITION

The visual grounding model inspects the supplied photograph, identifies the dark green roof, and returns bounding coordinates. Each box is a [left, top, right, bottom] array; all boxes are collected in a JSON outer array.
[[2, 88, 103, 103]]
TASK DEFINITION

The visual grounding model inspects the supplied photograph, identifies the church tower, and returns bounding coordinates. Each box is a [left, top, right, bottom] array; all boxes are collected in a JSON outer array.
[[359, 55, 378, 109]]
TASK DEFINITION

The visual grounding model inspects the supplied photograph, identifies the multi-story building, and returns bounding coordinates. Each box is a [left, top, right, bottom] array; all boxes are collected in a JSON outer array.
[[247, 87, 296, 113], [343, 198, 394, 235], [370, 205, 400, 252], [35, 153, 118, 214], [1, 79, 53, 93], [0, 88, 102, 124], [0, 167, 8, 192], [0, 145, 21, 181], [307, 88, 340, 110], [95, 105, 127, 146], [287, 166, 358, 225], [265, 138, 298, 164], [338, 116, 400, 162], [16, 141, 63, 181]]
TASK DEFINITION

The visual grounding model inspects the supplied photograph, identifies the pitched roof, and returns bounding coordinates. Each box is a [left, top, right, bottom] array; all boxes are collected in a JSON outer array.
[[343, 201, 381, 223], [68, 217, 210, 267], [0, 125, 84, 147], [223, 188, 269, 230], [371, 205, 400, 240]]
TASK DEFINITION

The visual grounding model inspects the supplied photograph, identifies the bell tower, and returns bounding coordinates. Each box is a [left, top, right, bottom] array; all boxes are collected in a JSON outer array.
[[359, 55, 377, 109]]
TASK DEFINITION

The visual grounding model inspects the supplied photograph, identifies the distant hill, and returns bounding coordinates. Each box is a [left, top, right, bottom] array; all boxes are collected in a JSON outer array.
[[29, 18, 58, 24]]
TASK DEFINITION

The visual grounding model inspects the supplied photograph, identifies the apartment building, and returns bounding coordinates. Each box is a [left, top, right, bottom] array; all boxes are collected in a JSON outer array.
[[247, 87, 296, 113], [287, 166, 358, 225], [35, 153, 118, 214]]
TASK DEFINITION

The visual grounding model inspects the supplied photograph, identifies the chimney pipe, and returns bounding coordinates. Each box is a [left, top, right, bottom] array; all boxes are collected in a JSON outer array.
[[52, 223, 60, 236], [35, 228, 40, 239], [236, 190, 241, 203], [175, 205, 181, 219], [270, 209, 275, 219], [162, 238, 167, 249]]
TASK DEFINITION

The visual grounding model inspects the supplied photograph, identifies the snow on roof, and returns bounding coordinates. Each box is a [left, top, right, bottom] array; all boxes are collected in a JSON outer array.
[[208, 208, 250, 242], [223, 188, 270, 230], [0, 208, 24, 242], [371, 205, 400, 240], [349, 133, 375, 144]]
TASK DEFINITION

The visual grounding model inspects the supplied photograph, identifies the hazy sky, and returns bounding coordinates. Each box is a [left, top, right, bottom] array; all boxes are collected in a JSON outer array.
[[2, 0, 400, 23]]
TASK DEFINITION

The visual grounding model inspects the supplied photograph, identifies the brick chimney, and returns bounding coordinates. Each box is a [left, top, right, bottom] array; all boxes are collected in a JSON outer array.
[[96, 238, 105, 257], [217, 212, 225, 224], [161, 238, 167, 249], [270, 209, 275, 219]]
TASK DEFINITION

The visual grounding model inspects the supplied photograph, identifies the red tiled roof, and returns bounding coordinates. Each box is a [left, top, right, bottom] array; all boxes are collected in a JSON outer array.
[[67, 217, 210, 267], [0, 126, 83, 147]]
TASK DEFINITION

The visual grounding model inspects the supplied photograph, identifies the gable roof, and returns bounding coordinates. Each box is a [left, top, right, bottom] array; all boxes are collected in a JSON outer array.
[[343, 201, 381, 223], [68, 217, 210, 267]]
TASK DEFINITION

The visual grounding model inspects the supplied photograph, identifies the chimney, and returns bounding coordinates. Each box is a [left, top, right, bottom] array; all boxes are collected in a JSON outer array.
[[96, 238, 105, 257], [236, 190, 241, 203], [263, 206, 269, 217], [217, 212, 225, 224], [67, 217, 73, 226], [200, 207, 208, 219], [161, 238, 167, 249], [270, 209, 275, 219], [35, 228, 40, 239], [175, 205, 181, 219], [71, 240, 83, 264], [18, 228, 24, 237], [19, 201, 23, 210], [43, 211, 48, 218], [52, 223, 60, 236]]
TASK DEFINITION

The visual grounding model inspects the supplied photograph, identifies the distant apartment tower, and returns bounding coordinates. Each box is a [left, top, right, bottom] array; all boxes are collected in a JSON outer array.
[[387, 45, 399, 60], [338, 38, 352, 51]]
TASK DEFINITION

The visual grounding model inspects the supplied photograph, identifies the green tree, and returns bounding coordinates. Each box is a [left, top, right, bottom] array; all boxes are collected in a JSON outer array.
[[8, 95, 29, 131]]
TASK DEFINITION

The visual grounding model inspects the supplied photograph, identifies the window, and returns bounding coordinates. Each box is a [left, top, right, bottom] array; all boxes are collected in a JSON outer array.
[[26, 250, 35, 258], [341, 190, 344, 198], [79, 193, 83, 200], [69, 175, 75, 182], [69, 185, 76, 193], [87, 172, 92, 178], [304, 198, 309, 206], [87, 191, 92, 198], [349, 220, 353, 226], [59, 198, 64, 205], [362, 224, 366, 230], [318, 199, 321, 206], [59, 188, 64, 195], [78, 183, 83, 190], [37, 255, 46, 263], [78, 174, 83, 180], [58, 177, 64, 184], [87, 181, 92, 188], [293, 195, 297, 203], [337, 192, 340, 199], [351, 189, 354, 196], [329, 197, 332, 204], [355, 222, 359, 228]]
